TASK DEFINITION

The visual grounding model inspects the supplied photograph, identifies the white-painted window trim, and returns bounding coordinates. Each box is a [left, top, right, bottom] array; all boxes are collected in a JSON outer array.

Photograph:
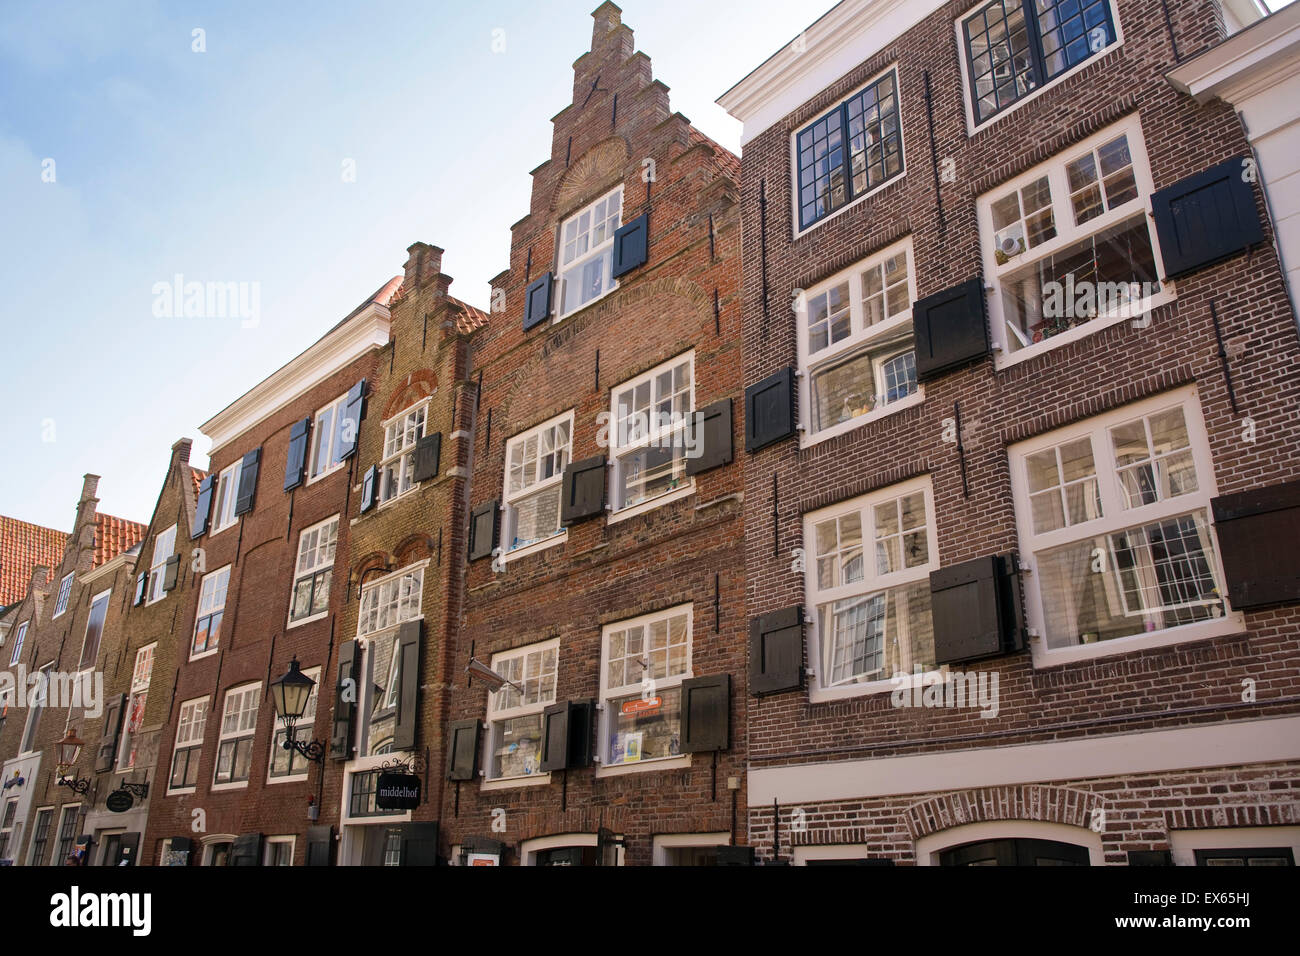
[[651, 832, 732, 866], [914, 819, 1104, 865], [482, 638, 559, 785], [287, 516, 338, 627], [116, 643, 155, 772], [147, 524, 177, 604], [556, 185, 623, 320], [804, 475, 941, 703], [356, 560, 427, 639], [19, 662, 53, 755], [501, 412, 573, 562], [167, 696, 208, 795], [378, 400, 428, 505], [213, 681, 261, 789], [211, 462, 242, 535], [308, 392, 349, 483], [519, 832, 624, 866], [795, 236, 923, 447], [26, 805, 55, 866], [191, 564, 230, 661], [77, 588, 112, 670], [7, 621, 26, 666], [263, 835, 296, 866], [609, 351, 696, 515], [1009, 385, 1242, 666], [978, 114, 1173, 368], [1169, 827, 1300, 867], [52, 573, 74, 618], [268, 666, 319, 783]]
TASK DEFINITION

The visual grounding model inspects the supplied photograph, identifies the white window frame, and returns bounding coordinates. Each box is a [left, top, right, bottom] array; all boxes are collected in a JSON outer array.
[[501, 412, 573, 562], [308, 392, 349, 482], [53, 573, 74, 618], [26, 805, 55, 866], [482, 638, 560, 787], [20, 661, 53, 755], [191, 564, 230, 661], [378, 400, 428, 505], [77, 587, 112, 671], [356, 561, 426, 640], [268, 666, 319, 783], [651, 832, 733, 866], [956, 0, 1125, 135], [211, 461, 242, 534], [804, 475, 941, 703], [167, 696, 208, 795], [54, 804, 78, 865], [1170, 827, 1300, 867], [1011, 386, 1240, 665], [287, 516, 338, 627], [789, 64, 907, 238], [213, 682, 260, 790], [7, 621, 26, 666], [979, 114, 1172, 368], [608, 351, 696, 522], [147, 524, 177, 603], [264, 835, 296, 866], [556, 185, 623, 319], [597, 604, 693, 777], [116, 643, 155, 772], [796, 236, 923, 446]]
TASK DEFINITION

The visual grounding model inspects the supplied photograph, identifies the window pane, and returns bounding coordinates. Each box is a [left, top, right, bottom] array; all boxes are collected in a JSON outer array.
[[491, 713, 544, 778], [820, 581, 934, 685], [607, 687, 682, 765]]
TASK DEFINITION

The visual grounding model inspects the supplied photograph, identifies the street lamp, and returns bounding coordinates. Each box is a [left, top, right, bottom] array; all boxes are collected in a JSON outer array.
[[55, 728, 92, 795], [465, 657, 524, 694], [270, 657, 326, 763]]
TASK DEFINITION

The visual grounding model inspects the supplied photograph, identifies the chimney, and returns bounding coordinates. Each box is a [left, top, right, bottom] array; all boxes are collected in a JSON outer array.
[[592, 2, 622, 48], [80, 474, 100, 503], [172, 437, 193, 466], [404, 242, 444, 290]]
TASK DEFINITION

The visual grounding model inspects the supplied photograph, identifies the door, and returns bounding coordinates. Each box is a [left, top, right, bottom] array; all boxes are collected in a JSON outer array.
[[940, 838, 1090, 866], [105, 832, 139, 867], [537, 846, 598, 866]]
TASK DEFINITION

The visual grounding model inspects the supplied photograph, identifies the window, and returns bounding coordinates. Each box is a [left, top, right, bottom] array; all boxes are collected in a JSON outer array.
[[558, 186, 622, 317], [503, 415, 572, 555], [147, 524, 177, 602], [289, 517, 337, 624], [805, 478, 938, 698], [379, 402, 427, 504], [214, 682, 260, 785], [797, 238, 920, 442], [485, 639, 559, 780], [348, 771, 393, 818], [1010, 389, 1230, 654], [264, 836, 295, 866], [269, 667, 319, 779], [28, 807, 53, 865], [117, 644, 155, 771], [358, 563, 425, 757], [309, 392, 350, 480], [980, 115, 1166, 361], [21, 663, 53, 753], [53, 573, 74, 618], [192, 565, 229, 659], [211, 460, 243, 533], [610, 353, 694, 514], [9, 621, 28, 666], [357, 564, 423, 639], [0, 799, 17, 860], [795, 67, 903, 231], [55, 805, 78, 865], [960, 0, 1117, 126], [78, 589, 111, 670], [599, 605, 692, 769], [169, 697, 208, 792], [1195, 848, 1294, 867]]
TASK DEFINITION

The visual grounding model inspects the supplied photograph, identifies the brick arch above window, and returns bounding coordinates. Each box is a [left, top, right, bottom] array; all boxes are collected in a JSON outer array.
[[551, 136, 630, 214], [904, 784, 1106, 840], [349, 552, 391, 591], [382, 370, 439, 422], [392, 534, 436, 567]]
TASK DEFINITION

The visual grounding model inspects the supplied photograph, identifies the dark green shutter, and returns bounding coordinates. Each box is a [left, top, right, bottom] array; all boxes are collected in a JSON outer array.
[[400, 822, 440, 866], [1151, 156, 1264, 279], [230, 832, 263, 866], [411, 432, 442, 483], [337, 379, 366, 460], [359, 465, 378, 513], [233, 447, 261, 516], [468, 501, 500, 561], [745, 369, 795, 452], [685, 398, 733, 476], [305, 825, 334, 866], [560, 456, 606, 525], [912, 277, 989, 381], [610, 214, 649, 278], [749, 606, 803, 695], [447, 719, 481, 780], [283, 417, 311, 491], [392, 620, 422, 752], [95, 694, 126, 772], [330, 640, 360, 760], [162, 554, 180, 592], [1212, 479, 1300, 609], [716, 846, 755, 866], [540, 700, 593, 772], [680, 674, 730, 753], [523, 274, 554, 331], [191, 474, 215, 539]]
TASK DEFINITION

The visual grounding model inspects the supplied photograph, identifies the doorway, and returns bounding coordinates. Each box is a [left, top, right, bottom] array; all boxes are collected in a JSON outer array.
[[940, 838, 1090, 866]]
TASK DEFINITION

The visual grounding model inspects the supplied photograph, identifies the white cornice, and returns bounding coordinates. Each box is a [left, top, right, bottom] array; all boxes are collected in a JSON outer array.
[[1167, 2, 1300, 104], [201, 303, 391, 454], [716, 0, 948, 145]]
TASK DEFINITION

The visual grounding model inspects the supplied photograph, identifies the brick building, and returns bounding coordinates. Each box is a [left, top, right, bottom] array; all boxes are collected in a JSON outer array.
[[439, 2, 748, 866], [718, 0, 1300, 864], [0, 475, 145, 865]]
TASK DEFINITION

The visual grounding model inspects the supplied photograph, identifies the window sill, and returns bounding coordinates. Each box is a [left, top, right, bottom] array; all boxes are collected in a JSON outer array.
[[376, 485, 421, 512], [165, 786, 196, 797], [793, 172, 906, 240], [1030, 614, 1246, 668], [286, 611, 330, 631], [595, 754, 691, 778], [992, 289, 1177, 370], [807, 666, 949, 704], [210, 780, 250, 793], [306, 463, 345, 487], [189, 648, 219, 663], [209, 522, 237, 538], [481, 772, 552, 791], [501, 531, 567, 564], [607, 482, 695, 525], [266, 773, 310, 786], [800, 388, 924, 449]]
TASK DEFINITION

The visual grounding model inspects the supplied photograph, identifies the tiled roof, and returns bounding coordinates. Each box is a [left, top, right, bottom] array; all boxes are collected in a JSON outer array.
[[93, 513, 147, 569], [449, 296, 490, 334], [688, 127, 741, 181], [190, 468, 207, 498], [0, 515, 68, 606]]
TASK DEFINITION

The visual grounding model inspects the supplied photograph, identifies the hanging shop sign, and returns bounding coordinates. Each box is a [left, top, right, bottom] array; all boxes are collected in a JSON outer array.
[[106, 789, 134, 813], [375, 772, 421, 811]]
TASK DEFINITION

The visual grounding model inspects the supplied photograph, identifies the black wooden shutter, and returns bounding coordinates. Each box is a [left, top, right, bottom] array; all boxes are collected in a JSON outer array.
[[930, 553, 1024, 665], [680, 674, 730, 753], [749, 606, 803, 695], [231, 832, 263, 866], [447, 719, 481, 780], [401, 822, 440, 867], [523, 274, 554, 331], [540, 700, 593, 772], [305, 825, 334, 866], [359, 465, 378, 514], [912, 277, 989, 381], [133, 572, 147, 607], [1151, 155, 1264, 279], [468, 500, 500, 560], [116, 832, 140, 866], [610, 214, 649, 278], [337, 379, 366, 460], [233, 447, 261, 516], [392, 620, 422, 752], [411, 432, 442, 483], [162, 554, 180, 592], [745, 368, 795, 452], [191, 474, 215, 539], [95, 694, 126, 772], [560, 456, 606, 525], [329, 640, 360, 760], [283, 417, 311, 491], [716, 846, 755, 866], [685, 398, 733, 476], [1211, 479, 1300, 609]]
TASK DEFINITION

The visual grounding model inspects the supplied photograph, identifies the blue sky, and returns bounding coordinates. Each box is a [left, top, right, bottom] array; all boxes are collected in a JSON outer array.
[[0, 0, 813, 531]]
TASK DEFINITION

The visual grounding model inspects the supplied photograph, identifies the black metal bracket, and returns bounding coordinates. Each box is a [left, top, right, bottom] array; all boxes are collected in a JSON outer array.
[[285, 736, 327, 764], [378, 754, 425, 775], [57, 774, 92, 796], [119, 780, 150, 798], [1210, 300, 1240, 415], [954, 400, 970, 498]]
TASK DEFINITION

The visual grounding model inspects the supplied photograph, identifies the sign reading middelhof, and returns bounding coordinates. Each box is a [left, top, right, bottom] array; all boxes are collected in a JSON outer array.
[[375, 772, 421, 811]]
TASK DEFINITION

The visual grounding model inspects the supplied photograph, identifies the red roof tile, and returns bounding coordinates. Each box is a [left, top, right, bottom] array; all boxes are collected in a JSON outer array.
[[0, 516, 68, 608], [448, 296, 490, 335], [190, 468, 207, 499], [93, 513, 147, 569]]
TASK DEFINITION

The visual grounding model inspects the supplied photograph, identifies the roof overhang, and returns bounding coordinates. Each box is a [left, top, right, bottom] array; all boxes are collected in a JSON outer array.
[[1167, 2, 1300, 105]]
